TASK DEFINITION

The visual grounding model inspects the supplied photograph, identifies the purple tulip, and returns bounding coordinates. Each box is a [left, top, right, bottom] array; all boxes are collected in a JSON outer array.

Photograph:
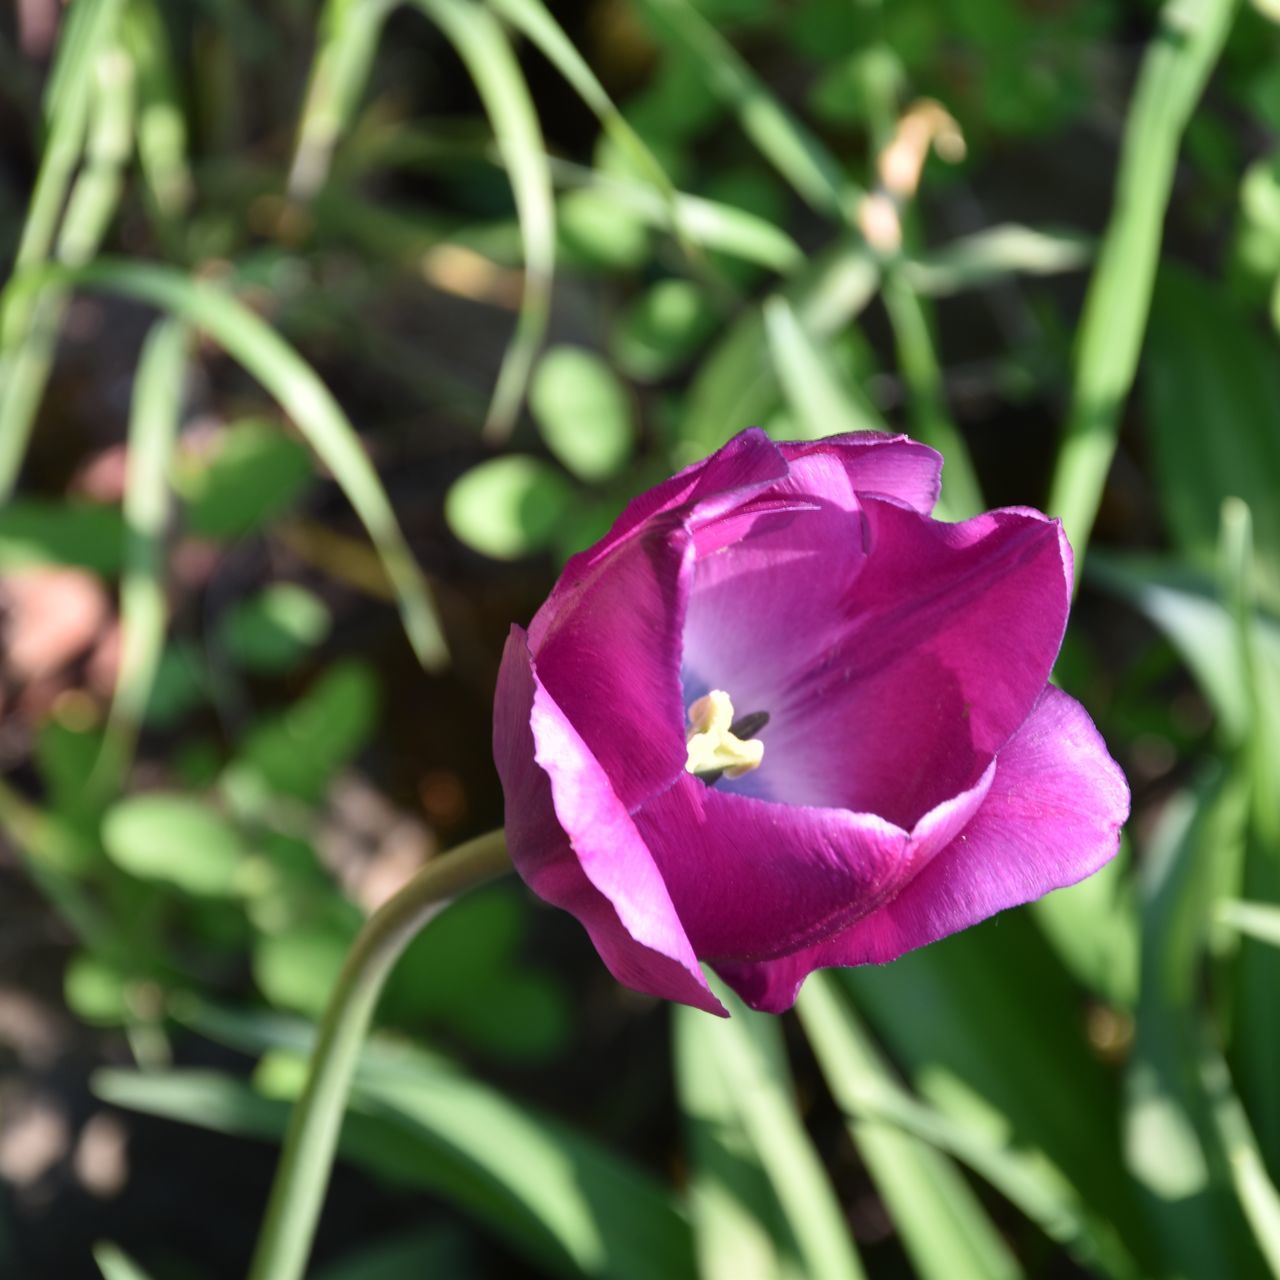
[[493, 430, 1129, 1014]]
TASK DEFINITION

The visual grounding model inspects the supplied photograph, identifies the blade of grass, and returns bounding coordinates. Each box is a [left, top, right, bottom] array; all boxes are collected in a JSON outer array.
[[1217, 900, 1280, 948], [1220, 498, 1280, 1172], [412, 0, 554, 442], [0, 0, 129, 497], [635, 0, 852, 219], [674, 1003, 806, 1280], [764, 296, 888, 438], [1200, 1038, 1280, 1276], [1047, 0, 1239, 574], [683, 238, 880, 456], [701, 980, 866, 1280], [95, 318, 188, 787], [486, 0, 703, 269], [902, 225, 1092, 297], [124, 0, 195, 230], [94, 1244, 154, 1280], [880, 266, 982, 516], [53, 259, 448, 669], [288, 0, 397, 199], [798, 974, 1022, 1280]]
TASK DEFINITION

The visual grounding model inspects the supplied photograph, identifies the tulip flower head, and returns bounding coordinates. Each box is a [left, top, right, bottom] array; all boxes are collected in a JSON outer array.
[[494, 430, 1129, 1014]]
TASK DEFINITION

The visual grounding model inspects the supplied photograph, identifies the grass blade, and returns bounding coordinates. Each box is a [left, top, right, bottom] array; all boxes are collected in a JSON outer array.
[[903, 224, 1091, 297], [57, 259, 448, 669], [674, 1003, 805, 1280], [413, 0, 554, 442], [636, 0, 851, 218], [798, 974, 1022, 1280], [288, 0, 397, 199], [94, 1244, 154, 1280], [1047, 0, 1239, 572], [0, 0, 128, 497], [698, 982, 866, 1280], [1217, 900, 1280, 948], [764, 296, 887, 438], [96, 318, 188, 785]]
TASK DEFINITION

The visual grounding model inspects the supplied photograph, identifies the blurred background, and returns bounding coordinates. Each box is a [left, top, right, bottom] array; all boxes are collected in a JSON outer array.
[[3, 0, 1280, 1277]]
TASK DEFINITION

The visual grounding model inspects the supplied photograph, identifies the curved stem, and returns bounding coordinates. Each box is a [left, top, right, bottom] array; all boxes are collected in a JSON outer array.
[[246, 828, 512, 1280]]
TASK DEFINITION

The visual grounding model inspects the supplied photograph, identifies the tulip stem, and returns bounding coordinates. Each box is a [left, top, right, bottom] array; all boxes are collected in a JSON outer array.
[[245, 828, 512, 1280]]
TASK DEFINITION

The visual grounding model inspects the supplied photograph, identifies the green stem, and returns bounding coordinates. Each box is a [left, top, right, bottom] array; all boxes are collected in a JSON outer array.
[[246, 828, 512, 1280]]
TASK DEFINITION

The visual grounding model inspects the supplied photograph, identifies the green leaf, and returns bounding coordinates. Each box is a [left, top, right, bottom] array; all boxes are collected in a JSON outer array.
[[530, 347, 634, 482], [311, 1228, 472, 1280], [0, 500, 125, 573], [96, 1048, 696, 1280], [445, 455, 573, 560], [254, 926, 350, 1017], [1143, 267, 1280, 610], [94, 1243, 155, 1280], [1048, 0, 1239, 567], [559, 188, 651, 269], [612, 279, 718, 381], [412, 0, 554, 442], [175, 419, 314, 540], [903, 224, 1091, 296], [65, 952, 131, 1026], [674, 1003, 806, 1280], [228, 661, 378, 804], [102, 793, 245, 897], [798, 975, 1022, 1280], [763, 296, 886, 438], [1217, 899, 1280, 947], [100, 317, 188, 783], [689, 981, 866, 1280], [218, 584, 332, 674]]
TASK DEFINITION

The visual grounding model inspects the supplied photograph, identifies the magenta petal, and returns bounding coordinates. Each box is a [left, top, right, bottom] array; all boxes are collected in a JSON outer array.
[[778, 433, 944, 515], [716, 686, 1129, 1012], [493, 628, 724, 1015], [528, 526, 693, 810], [636, 755, 994, 966]]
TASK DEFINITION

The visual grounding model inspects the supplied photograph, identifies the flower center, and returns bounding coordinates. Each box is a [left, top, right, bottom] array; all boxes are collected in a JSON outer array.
[[685, 689, 768, 783]]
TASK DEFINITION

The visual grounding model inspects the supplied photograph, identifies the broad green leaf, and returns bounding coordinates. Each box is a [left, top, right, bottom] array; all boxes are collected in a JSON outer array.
[[102, 793, 245, 897], [174, 419, 314, 540], [530, 347, 634, 482], [227, 661, 378, 804], [445, 455, 574, 560], [0, 500, 125, 574], [612, 279, 718, 381], [218, 584, 332, 673], [254, 926, 350, 1017], [65, 952, 131, 1026]]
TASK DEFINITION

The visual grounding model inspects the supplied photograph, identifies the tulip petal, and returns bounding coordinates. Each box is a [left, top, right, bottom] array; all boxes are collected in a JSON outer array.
[[715, 685, 1129, 1012], [779, 433, 943, 515], [691, 498, 1071, 827], [634, 756, 995, 966], [529, 525, 693, 810], [494, 628, 725, 1015]]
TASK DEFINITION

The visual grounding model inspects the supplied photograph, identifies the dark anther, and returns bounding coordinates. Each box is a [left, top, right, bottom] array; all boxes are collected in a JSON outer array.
[[729, 710, 770, 740]]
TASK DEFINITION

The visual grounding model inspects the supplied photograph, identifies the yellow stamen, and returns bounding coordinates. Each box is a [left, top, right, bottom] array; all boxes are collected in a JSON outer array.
[[685, 690, 765, 780]]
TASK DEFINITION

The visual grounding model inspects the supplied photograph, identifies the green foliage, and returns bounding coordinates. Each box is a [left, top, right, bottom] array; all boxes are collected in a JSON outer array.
[[4, 0, 1280, 1276]]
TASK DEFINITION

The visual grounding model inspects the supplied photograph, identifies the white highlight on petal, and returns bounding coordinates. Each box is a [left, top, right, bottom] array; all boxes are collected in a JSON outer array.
[[685, 689, 765, 780]]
